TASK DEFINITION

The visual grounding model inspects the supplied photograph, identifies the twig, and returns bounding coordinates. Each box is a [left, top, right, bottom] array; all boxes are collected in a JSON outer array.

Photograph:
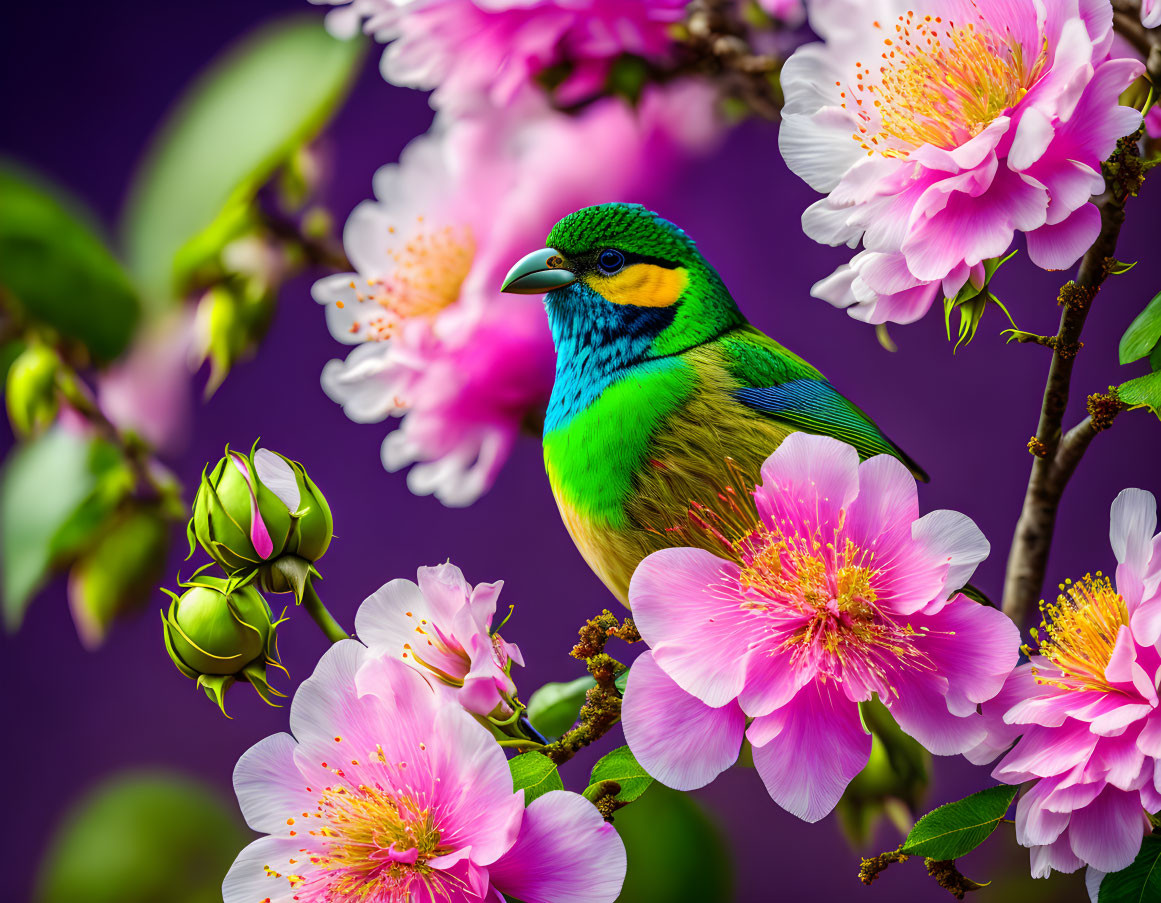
[[540, 610, 640, 765], [1001, 134, 1145, 622]]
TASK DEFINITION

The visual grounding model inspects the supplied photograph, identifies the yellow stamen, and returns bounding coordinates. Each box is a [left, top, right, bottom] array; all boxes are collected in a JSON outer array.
[[1029, 572, 1129, 693]]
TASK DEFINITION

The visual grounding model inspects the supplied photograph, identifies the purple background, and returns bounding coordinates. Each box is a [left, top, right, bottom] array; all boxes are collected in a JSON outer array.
[[2, 3, 1158, 901]]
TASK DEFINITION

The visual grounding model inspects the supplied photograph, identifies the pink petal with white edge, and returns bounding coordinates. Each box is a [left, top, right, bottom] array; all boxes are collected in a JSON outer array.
[[489, 791, 627, 903], [1025, 203, 1101, 270], [425, 703, 524, 866], [353, 578, 431, 654], [629, 548, 762, 707], [910, 510, 991, 608], [223, 835, 304, 903], [1066, 786, 1150, 872], [1008, 107, 1056, 171], [233, 732, 317, 834], [622, 651, 746, 790], [749, 680, 870, 822], [1110, 489, 1157, 580], [1016, 778, 1070, 846], [755, 432, 860, 539]]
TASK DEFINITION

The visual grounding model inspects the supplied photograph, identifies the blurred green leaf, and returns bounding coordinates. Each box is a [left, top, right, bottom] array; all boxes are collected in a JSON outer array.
[[1119, 291, 1161, 365], [584, 745, 653, 804], [614, 786, 733, 903], [122, 15, 364, 308], [34, 770, 247, 903], [69, 507, 171, 649], [1118, 370, 1161, 420], [527, 674, 595, 738], [0, 164, 139, 361], [0, 428, 130, 630], [1097, 835, 1161, 903], [901, 785, 1018, 860], [508, 752, 564, 805]]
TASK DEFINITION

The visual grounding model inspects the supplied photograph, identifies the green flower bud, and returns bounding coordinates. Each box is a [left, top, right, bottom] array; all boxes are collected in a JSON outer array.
[[188, 444, 332, 602], [6, 341, 61, 435], [161, 571, 285, 716], [70, 508, 169, 650]]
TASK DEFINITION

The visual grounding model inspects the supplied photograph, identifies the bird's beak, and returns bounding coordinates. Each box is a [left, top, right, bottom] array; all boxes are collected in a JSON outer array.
[[500, 249, 577, 294]]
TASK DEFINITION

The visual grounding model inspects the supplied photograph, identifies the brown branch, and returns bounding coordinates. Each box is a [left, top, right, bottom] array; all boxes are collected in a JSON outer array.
[[540, 610, 640, 766], [1001, 135, 1144, 623]]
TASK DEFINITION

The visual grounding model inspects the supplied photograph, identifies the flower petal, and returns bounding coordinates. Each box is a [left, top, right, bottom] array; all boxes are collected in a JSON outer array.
[[622, 651, 746, 790], [1066, 786, 1149, 872], [489, 791, 627, 903], [749, 680, 870, 822], [233, 733, 315, 835]]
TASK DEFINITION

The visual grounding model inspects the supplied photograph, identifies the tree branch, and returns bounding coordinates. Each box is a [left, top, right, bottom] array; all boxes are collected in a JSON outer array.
[[1001, 135, 1144, 623]]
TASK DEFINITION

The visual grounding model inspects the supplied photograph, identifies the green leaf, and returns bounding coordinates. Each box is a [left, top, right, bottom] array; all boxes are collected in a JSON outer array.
[[584, 745, 653, 804], [0, 429, 130, 630], [508, 752, 563, 805], [1108, 259, 1138, 275], [1150, 342, 1161, 373], [1118, 370, 1161, 420], [901, 785, 1018, 860], [0, 163, 139, 362], [1120, 291, 1161, 365], [614, 786, 733, 903], [34, 770, 247, 903], [121, 15, 364, 309], [527, 674, 595, 738], [614, 667, 630, 694], [1098, 835, 1161, 903]]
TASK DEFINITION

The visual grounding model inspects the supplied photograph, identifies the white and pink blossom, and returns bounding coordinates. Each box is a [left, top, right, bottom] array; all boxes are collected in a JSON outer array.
[[779, 0, 1144, 326]]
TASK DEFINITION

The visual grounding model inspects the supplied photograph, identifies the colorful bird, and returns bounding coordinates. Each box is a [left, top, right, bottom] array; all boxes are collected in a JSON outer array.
[[502, 203, 925, 605]]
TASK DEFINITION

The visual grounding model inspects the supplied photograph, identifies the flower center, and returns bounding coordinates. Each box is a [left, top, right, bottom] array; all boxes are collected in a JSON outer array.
[[1029, 572, 1129, 693], [734, 524, 929, 691], [400, 610, 472, 686], [843, 12, 1048, 157], [351, 219, 476, 341]]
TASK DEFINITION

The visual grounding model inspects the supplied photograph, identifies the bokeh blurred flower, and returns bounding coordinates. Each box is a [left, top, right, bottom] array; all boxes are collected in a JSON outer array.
[[757, 0, 805, 25], [190, 445, 333, 599], [354, 561, 524, 716], [1143, 0, 1160, 28], [967, 489, 1161, 878], [97, 310, 194, 455], [162, 571, 284, 714], [312, 0, 688, 110], [314, 81, 721, 506], [780, 0, 1144, 326], [225, 641, 625, 903], [622, 433, 1020, 822]]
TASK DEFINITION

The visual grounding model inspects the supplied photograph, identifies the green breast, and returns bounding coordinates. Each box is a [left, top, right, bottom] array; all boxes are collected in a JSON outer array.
[[543, 357, 697, 529]]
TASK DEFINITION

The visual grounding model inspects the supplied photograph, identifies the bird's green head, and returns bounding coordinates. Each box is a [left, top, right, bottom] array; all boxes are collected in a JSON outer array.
[[501, 204, 744, 363]]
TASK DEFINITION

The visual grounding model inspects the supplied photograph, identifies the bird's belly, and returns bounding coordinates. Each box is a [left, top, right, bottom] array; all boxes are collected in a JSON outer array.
[[546, 392, 793, 606]]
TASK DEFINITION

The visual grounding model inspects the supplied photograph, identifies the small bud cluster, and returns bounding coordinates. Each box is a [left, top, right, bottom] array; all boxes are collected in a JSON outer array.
[[162, 442, 334, 714]]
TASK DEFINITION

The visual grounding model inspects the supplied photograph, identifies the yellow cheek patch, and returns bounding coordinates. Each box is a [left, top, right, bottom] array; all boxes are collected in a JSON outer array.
[[584, 264, 688, 308]]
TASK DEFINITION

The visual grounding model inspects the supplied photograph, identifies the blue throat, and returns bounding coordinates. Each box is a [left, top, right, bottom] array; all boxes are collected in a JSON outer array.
[[543, 283, 676, 432]]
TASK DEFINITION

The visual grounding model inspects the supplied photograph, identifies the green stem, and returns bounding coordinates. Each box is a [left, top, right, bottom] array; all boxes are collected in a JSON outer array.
[[302, 580, 350, 644]]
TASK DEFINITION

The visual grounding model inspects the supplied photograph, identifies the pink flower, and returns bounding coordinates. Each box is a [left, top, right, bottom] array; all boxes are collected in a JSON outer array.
[[779, 0, 1144, 326], [97, 310, 194, 455], [314, 83, 721, 506], [621, 433, 1020, 822], [225, 641, 625, 903], [355, 562, 524, 717], [967, 489, 1161, 878], [1143, 0, 1161, 28], [757, 0, 805, 25], [312, 0, 687, 110]]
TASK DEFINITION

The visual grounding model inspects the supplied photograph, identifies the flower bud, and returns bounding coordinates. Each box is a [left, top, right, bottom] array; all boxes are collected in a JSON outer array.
[[69, 507, 169, 650], [6, 341, 61, 435], [161, 571, 285, 715], [189, 444, 333, 602]]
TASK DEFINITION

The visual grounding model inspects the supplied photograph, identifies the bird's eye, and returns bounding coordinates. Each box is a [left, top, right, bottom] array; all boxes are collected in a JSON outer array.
[[597, 249, 625, 275]]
